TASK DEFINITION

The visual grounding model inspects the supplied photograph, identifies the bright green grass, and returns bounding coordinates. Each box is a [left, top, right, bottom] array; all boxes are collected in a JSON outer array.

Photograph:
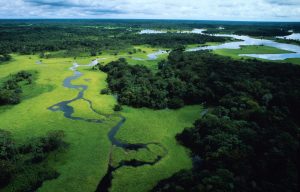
[[284, 58, 300, 65], [0, 69, 53, 101], [111, 144, 164, 168], [0, 54, 203, 192], [95, 45, 169, 70], [69, 99, 106, 120], [72, 67, 117, 115], [213, 45, 294, 60], [126, 55, 168, 71], [110, 106, 202, 192], [0, 54, 114, 192], [213, 45, 300, 65], [125, 45, 168, 70]]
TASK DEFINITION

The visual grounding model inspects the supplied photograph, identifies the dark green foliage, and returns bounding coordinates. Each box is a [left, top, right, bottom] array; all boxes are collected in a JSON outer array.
[[0, 71, 33, 105], [40, 130, 66, 153], [99, 58, 168, 109], [100, 88, 109, 95], [20, 130, 67, 163], [203, 25, 296, 37], [101, 49, 300, 192], [0, 160, 15, 188], [0, 129, 67, 190], [0, 130, 16, 160], [275, 38, 300, 46], [1, 20, 300, 55], [10, 165, 59, 192], [234, 28, 290, 37], [113, 104, 123, 111], [90, 50, 97, 56], [1, 20, 298, 56], [0, 26, 132, 55], [168, 98, 184, 109], [130, 33, 228, 48], [0, 54, 11, 63], [151, 51, 300, 192], [0, 23, 228, 55], [0, 130, 16, 188]]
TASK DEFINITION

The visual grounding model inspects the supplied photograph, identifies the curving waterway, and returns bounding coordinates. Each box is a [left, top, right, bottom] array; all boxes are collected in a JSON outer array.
[[46, 29, 300, 191], [47, 60, 167, 192]]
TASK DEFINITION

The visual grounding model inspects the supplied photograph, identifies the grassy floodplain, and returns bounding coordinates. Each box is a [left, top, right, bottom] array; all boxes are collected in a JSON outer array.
[[0, 53, 202, 192], [213, 45, 300, 64]]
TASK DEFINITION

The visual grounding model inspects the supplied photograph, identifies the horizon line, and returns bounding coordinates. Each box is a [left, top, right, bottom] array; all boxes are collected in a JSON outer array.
[[0, 18, 299, 23]]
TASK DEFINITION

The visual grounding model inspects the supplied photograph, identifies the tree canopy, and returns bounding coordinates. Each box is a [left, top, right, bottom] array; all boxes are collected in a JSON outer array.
[[100, 49, 300, 192]]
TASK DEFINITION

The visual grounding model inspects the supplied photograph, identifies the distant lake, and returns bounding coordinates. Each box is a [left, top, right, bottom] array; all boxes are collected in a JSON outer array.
[[277, 33, 300, 41], [188, 33, 300, 60], [139, 28, 206, 34], [139, 29, 166, 34], [139, 29, 300, 61]]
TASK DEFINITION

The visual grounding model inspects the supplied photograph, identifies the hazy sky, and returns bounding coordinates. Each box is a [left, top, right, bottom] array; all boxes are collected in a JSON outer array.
[[0, 0, 300, 21]]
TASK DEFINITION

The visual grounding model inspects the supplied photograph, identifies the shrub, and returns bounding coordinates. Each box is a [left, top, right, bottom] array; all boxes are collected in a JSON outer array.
[[100, 88, 109, 95], [0, 130, 16, 160], [0, 160, 14, 188], [113, 104, 123, 111], [41, 130, 66, 152], [168, 98, 184, 109]]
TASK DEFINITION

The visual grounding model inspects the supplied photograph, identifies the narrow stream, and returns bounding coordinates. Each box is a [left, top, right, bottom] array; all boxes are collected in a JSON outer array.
[[48, 60, 167, 192]]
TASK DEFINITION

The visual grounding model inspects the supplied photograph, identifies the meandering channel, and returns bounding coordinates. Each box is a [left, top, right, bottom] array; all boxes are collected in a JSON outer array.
[[48, 60, 168, 192], [46, 29, 300, 191]]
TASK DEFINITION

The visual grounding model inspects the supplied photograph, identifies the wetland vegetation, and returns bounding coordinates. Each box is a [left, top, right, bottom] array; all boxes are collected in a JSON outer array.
[[0, 20, 299, 192]]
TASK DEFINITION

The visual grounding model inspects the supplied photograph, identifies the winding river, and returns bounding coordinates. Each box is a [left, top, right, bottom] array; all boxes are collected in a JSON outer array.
[[47, 60, 167, 192], [46, 28, 300, 191]]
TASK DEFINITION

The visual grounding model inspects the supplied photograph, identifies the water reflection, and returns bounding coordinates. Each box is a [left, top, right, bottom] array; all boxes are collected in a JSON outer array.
[[139, 29, 300, 61]]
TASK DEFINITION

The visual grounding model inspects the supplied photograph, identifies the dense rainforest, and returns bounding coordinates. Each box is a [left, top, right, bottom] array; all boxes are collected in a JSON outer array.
[[100, 49, 300, 192], [0, 20, 299, 192], [1, 19, 300, 56], [0, 129, 67, 191], [0, 71, 34, 106], [0, 26, 227, 55]]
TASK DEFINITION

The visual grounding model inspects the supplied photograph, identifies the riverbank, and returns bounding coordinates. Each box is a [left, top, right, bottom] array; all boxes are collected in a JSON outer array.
[[0, 54, 202, 192]]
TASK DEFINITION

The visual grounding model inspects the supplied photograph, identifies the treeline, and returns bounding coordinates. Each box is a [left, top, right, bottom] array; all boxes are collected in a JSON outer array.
[[0, 129, 67, 191], [0, 23, 298, 56], [0, 71, 34, 105], [127, 33, 228, 48], [100, 49, 300, 191], [153, 51, 300, 191], [276, 38, 300, 46], [234, 28, 290, 37], [99, 56, 185, 109], [0, 26, 132, 55], [204, 26, 293, 37], [0, 25, 228, 55]]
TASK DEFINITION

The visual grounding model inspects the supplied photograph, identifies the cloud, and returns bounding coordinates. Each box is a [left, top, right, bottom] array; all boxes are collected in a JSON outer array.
[[84, 8, 126, 15], [266, 0, 300, 6], [0, 0, 299, 21], [24, 0, 83, 8]]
